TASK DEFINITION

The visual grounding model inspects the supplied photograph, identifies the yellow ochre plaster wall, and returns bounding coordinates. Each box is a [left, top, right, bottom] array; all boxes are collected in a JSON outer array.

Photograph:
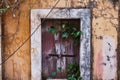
[[1, 0, 119, 80]]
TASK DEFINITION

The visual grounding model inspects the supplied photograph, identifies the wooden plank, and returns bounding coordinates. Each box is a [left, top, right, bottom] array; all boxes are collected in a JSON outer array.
[[42, 19, 80, 79], [53, 20, 66, 78], [54, 33, 66, 78], [42, 20, 57, 79]]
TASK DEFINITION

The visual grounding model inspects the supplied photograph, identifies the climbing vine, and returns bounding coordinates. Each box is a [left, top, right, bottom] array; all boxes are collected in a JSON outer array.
[[66, 62, 81, 80], [47, 23, 82, 44], [0, 0, 24, 15]]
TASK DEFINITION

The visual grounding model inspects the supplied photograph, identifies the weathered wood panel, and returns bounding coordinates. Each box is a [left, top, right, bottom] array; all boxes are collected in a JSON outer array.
[[42, 19, 80, 79]]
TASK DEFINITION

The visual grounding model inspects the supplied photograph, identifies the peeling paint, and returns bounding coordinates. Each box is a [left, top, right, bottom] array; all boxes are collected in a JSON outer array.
[[102, 36, 117, 80], [1, 0, 119, 80], [96, 50, 103, 79]]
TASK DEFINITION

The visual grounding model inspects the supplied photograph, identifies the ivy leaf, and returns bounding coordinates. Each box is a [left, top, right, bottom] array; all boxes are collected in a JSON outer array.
[[58, 67, 62, 71], [6, 5, 10, 9], [75, 31, 81, 38], [47, 26, 58, 34], [51, 71, 56, 77], [0, 8, 7, 13], [77, 31, 81, 36], [61, 23, 69, 30], [72, 27, 77, 31], [61, 23, 66, 29], [66, 62, 81, 80], [0, 5, 10, 14], [62, 32, 69, 38]]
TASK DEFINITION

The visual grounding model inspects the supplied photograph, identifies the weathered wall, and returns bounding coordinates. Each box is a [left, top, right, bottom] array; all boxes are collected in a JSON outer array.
[[92, 1, 118, 80], [2, 1, 31, 80], [0, 17, 2, 80], [2, 0, 119, 80], [118, 0, 120, 79]]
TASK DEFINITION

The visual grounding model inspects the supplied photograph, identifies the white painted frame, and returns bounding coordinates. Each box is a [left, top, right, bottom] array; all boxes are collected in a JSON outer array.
[[31, 9, 91, 80]]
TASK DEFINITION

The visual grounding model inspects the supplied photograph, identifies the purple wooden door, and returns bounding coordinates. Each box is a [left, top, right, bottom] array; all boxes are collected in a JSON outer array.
[[42, 19, 80, 79]]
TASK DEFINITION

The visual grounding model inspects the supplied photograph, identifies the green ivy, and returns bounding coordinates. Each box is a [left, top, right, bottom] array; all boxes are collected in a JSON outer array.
[[51, 71, 57, 77], [0, 6, 10, 14], [58, 67, 62, 72], [0, 0, 24, 15], [47, 23, 82, 44], [47, 26, 59, 34], [66, 62, 81, 80]]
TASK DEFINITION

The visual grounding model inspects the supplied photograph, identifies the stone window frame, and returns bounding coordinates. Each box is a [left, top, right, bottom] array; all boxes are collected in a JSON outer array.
[[31, 9, 91, 80]]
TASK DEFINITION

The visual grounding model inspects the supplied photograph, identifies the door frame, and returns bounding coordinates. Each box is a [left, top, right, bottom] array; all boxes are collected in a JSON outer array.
[[31, 9, 91, 80]]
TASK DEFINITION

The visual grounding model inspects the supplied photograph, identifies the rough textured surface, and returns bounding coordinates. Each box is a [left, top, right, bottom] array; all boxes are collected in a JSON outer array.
[[1, 0, 119, 80], [2, 1, 31, 80], [102, 36, 117, 80], [92, 1, 118, 80], [0, 17, 2, 80], [31, 9, 91, 80], [118, 1, 120, 79], [31, 10, 41, 80]]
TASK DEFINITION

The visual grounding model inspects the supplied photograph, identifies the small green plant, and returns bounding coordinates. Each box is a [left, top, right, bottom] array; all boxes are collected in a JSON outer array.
[[0, 6, 10, 14], [0, 0, 24, 15], [47, 23, 82, 44], [61, 23, 81, 44], [66, 62, 81, 80], [47, 26, 59, 34], [51, 71, 57, 77]]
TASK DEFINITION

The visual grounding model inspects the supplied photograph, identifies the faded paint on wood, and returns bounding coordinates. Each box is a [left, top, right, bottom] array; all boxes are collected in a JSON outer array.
[[42, 20, 57, 79], [42, 19, 80, 79], [54, 33, 66, 78]]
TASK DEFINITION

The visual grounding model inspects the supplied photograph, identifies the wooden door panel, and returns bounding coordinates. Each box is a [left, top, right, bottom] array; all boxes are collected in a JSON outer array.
[[42, 19, 80, 79]]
